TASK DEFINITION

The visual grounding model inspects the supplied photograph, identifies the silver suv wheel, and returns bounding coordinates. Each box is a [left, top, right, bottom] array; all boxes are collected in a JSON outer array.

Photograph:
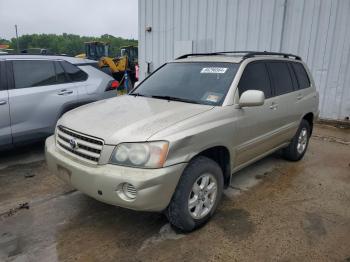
[[297, 127, 308, 154], [282, 119, 311, 161], [188, 173, 218, 219], [167, 156, 223, 232]]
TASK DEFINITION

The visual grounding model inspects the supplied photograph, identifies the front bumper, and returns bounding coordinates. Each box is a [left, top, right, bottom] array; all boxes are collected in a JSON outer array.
[[45, 136, 186, 211]]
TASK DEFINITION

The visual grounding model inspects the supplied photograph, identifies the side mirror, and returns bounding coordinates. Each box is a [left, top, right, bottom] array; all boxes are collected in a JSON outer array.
[[134, 81, 140, 88], [239, 90, 265, 107]]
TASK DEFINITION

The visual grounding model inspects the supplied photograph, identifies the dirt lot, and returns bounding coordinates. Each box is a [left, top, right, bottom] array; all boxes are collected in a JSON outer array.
[[0, 123, 349, 262]]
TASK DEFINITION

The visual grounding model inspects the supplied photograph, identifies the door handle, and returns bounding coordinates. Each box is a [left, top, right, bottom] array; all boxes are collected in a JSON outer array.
[[269, 102, 278, 110], [57, 90, 73, 95], [0, 100, 7, 105], [297, 94, 303, 100]]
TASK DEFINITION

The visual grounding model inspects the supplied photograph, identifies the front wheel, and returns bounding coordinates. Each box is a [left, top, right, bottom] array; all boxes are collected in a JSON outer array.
[[282, 119, 311, 161], [166, 156, 224, 232]]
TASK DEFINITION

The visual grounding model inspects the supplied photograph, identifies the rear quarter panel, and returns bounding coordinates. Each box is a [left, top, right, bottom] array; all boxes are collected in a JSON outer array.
[[77, 65, 117, 101]]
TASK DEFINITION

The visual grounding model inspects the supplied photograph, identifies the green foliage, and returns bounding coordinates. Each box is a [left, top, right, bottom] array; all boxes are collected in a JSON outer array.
[[0, 38, 10, 45], [2, 33, 137, 57]]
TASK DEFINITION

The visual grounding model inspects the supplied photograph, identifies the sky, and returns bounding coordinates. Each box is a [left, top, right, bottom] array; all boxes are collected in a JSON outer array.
[[0, 0, 138, 40]]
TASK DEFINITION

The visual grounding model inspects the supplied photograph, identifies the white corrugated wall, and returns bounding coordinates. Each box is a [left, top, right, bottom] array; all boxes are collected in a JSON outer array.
[[138, 0, 350, 120]]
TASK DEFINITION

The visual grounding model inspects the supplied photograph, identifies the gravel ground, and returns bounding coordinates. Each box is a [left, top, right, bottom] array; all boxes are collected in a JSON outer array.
[[0, 123, 349, 262]]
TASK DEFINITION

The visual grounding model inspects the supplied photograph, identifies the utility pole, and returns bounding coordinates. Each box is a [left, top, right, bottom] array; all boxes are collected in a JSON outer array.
[[15, 24, 20, 53]]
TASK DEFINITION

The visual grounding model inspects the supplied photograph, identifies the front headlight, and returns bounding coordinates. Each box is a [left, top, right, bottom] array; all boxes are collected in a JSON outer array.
[[110, 141, 169, 168]]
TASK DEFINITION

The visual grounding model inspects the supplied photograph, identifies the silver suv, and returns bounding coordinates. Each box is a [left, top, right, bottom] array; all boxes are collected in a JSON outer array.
[[46, 51, 319, 232], [0, 55, 118, 149]]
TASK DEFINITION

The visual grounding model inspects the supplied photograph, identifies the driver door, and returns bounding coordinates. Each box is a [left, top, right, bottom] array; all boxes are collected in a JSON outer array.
[[233, 61, 280, 168]]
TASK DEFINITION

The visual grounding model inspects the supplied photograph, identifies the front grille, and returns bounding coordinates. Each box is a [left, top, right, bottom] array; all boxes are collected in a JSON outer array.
[[56, 126, 104, 164]]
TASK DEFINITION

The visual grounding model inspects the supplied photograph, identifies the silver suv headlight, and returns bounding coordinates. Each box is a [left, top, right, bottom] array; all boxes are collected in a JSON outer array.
[[110, 141, 169, 168]]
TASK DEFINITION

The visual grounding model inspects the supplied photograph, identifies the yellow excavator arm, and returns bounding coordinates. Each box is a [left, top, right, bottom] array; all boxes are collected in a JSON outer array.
[[75, 53, 87, 59], [98, 56, 128, 73]]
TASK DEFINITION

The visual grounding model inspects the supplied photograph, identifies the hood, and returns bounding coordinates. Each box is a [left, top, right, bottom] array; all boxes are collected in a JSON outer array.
[[59, 95, 213, 144]]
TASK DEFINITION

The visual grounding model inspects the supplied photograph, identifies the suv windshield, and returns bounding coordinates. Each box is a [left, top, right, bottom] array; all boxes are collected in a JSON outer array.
[[131, 62, 239, 105]]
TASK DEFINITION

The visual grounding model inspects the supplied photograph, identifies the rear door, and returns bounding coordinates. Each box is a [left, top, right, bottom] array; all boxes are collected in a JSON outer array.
[[234, 61, 281, 167], [8, 59, 78, 144], [266, 61, 300, 142], [0, 61, 12, 147], [289, 62, 314, 119]]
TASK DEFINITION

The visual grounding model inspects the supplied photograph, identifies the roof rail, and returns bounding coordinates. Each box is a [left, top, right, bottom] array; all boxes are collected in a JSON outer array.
[[176, 52, 227, 60], [242, 51, 301, 60], [175, 51, 302, 61]]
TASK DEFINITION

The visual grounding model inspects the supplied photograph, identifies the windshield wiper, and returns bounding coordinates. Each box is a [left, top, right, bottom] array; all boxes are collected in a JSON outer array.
[[129, 93, 148, 97], [151, 95, 200, 104]]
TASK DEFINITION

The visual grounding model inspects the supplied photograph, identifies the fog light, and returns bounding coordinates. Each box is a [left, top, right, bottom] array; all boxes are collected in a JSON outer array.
[[117, 183, 137, 201]]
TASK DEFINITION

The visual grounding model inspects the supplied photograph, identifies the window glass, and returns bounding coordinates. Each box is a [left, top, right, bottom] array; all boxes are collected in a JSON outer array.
[[292, 63, 310, 89], [287, 63, 299, 90], [60, 61, 87, 82], [238, 62, 272, 98], [13, 60, 57, 89], [132, 62, 239, 105], [267, 62, 294, 96], [54, 61, 67, 84]]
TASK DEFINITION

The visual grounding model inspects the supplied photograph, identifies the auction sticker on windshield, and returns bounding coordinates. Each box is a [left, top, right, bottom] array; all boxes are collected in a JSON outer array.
[[200, 67, 228, 74], [202, 92, 223, 103]]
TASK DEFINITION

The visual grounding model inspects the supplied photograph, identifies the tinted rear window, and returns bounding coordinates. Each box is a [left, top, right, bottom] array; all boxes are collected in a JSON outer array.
[[238, 62, 272, 98], [54, 61, 67, 84], [292, 63, 310, 89], [132, 62, 239, 105], [13, 60, 57, 89], [60, 61, 87, 82], [267, 62, 294, 96]]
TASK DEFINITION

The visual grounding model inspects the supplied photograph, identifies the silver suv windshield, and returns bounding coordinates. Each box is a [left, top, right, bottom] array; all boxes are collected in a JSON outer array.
[[130, 62, 239, 105]]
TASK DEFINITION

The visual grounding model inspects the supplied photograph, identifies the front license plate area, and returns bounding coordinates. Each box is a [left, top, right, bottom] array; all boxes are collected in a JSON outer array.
[[57, 165, 71, 183]]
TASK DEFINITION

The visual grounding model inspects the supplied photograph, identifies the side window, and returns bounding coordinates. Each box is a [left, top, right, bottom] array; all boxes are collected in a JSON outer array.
[[267, 62, 294, 96], [238, 62, 272, 98], [54, 61, 68, 84], [287, 62, 299, 90], [291, 63, 310, 89], [60, 61, 87, 82], [13, 60, 57, 89]]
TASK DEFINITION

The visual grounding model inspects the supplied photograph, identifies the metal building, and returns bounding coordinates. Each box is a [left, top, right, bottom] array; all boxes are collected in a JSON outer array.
[[138, 0, 350, 120]]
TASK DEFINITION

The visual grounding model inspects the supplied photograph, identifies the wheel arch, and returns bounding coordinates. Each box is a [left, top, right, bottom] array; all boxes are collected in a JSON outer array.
[[191, 145, 231, 189], [302, 112, 314, 135]]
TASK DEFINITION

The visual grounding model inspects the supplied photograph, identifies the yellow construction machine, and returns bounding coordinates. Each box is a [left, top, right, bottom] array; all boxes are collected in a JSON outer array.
[[76, 41, 138, 89]]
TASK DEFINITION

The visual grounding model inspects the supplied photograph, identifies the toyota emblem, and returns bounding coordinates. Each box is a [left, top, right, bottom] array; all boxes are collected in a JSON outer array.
[[69, 138, 78, 150]]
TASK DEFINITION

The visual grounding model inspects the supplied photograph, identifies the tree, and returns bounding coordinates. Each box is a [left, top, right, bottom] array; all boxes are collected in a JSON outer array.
[[3, 33, 137, 56]]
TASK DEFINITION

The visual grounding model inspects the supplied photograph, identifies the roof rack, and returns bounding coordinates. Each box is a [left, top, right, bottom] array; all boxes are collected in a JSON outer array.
[[242, 51, 301, 60], [176, 51, 302, 61]]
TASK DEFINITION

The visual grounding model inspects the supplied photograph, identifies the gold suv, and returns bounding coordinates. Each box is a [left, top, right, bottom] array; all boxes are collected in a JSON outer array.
[[46, 51, 319, 232]]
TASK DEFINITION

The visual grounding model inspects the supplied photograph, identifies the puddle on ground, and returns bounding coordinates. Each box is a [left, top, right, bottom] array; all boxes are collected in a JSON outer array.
[[54, 198, 167, 261], [213, 203, 255, 240], [303, 212, 327, 241], [224, 153, 286, 199]]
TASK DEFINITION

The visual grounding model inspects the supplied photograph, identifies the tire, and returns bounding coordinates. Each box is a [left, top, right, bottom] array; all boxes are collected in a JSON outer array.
[[166, 156, 224, 232], [282, 119, 311, 161]]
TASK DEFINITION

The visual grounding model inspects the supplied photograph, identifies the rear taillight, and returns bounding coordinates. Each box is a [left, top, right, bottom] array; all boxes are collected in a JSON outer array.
[[106, 80, 120, 91]]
